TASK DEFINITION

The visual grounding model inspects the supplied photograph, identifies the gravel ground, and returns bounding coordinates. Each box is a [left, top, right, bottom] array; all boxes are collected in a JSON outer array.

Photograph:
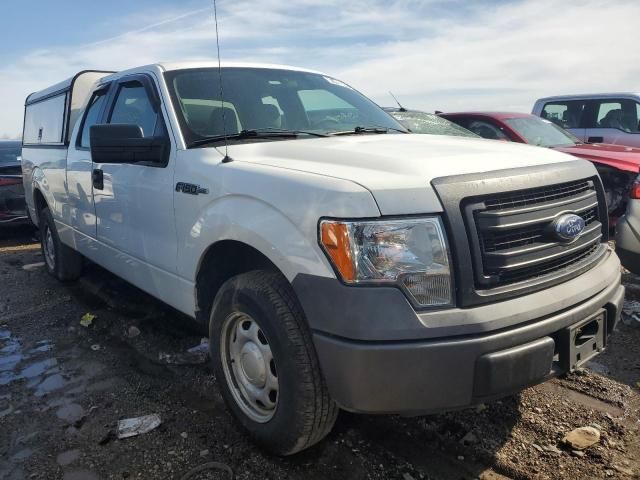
[[1, 226, 639, 480]]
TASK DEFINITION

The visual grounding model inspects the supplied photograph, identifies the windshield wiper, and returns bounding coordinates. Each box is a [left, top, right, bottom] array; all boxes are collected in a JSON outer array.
[[328, 125, 408, 136], [190, 128, 328, 148]]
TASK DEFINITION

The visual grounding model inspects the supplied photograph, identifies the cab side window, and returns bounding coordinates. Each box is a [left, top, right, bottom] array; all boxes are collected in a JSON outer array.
[[587, 99, 640, 133], [109, 82, 161, 137], [79, 90, 108, 148], [541, 101, 584, 129]]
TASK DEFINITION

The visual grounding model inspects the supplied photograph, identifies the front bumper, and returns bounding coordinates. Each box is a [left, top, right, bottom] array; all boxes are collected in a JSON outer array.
[[295, 249, 623, 414]]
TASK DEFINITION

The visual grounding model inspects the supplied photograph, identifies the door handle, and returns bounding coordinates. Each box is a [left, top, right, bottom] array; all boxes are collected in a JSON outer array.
[[92, 169, 104, 190], [587, 136, 603, 143]]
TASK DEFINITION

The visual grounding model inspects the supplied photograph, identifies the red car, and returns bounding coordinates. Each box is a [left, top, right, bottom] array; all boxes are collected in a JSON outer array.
[[441, 112, 640, 219]]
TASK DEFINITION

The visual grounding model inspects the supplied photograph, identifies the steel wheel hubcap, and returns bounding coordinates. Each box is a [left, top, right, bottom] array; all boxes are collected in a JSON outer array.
[[43, 226, 55, 270], [221, 312, 278, 423]]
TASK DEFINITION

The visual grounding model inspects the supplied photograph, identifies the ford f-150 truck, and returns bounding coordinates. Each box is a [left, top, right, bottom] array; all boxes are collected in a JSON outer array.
[[22, 63, 624, 455]]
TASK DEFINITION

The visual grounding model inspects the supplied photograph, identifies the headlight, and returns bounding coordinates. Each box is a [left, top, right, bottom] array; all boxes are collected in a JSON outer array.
[[320, 217, 452, 307]]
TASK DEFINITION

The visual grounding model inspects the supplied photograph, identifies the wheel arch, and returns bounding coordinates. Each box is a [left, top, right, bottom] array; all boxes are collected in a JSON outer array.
[[194, 239, 289, 325], [32, 187, 48, 225]]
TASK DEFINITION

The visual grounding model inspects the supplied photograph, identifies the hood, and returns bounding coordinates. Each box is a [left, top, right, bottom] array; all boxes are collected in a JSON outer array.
[[226, 134, 582, 214], [555, 143, 640, 173]]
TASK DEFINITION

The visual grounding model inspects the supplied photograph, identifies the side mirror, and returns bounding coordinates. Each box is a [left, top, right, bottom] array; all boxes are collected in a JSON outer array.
[[89, 124, 167, 165]]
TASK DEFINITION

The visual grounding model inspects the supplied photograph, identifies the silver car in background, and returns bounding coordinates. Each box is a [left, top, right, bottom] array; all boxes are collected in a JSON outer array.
[[532, 93, 640, 147]]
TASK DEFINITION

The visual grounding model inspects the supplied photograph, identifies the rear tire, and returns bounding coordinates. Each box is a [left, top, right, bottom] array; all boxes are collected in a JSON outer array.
[[39, 207, 82, 281], [210, 270, 338, 455]]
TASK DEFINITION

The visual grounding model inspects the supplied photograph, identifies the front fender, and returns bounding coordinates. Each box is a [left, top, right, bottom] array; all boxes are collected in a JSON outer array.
[[180, 194, 335, 283]]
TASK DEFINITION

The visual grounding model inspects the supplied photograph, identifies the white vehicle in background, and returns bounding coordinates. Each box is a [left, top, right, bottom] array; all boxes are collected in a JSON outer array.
[[533, 93, 640, 147], [22, 62, 623, 455]]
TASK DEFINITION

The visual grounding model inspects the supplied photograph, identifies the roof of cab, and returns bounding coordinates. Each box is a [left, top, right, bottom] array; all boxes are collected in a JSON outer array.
[[26, 61, 328, 103], [157, 61, 326, 75], [536, 92, 640, 102], [442, 111, 534, 120]]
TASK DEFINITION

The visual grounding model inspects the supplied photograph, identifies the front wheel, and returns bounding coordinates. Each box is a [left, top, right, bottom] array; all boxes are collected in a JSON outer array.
[[210, 270, 338, 455], [39, 207, 83, 281]]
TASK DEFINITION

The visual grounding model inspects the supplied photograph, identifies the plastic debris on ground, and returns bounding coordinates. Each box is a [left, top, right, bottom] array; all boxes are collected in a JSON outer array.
[[80, 313, 96, 327], [117, 414, 161, 439], [621, 301, 640, 327], [22, 262, 45, 271], [158, 338, 209, 365]]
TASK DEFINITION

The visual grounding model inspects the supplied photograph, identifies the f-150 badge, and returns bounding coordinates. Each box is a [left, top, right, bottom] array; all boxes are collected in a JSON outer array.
[[175, 182, 209, 195]]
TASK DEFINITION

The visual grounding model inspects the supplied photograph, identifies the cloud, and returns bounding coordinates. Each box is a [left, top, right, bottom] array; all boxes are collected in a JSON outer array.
[[1, 0, 639, 137]]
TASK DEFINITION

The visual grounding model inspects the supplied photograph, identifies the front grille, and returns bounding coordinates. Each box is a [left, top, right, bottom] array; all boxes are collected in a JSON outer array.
[[481, 206, 598, 253], [466, 178, 605, 289], [483, 179, 591, 211], [495, 243, 599, 285]]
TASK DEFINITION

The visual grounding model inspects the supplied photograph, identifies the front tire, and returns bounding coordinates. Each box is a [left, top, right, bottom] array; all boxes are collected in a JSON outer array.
[[39, 207, 83, 281], [210, 270, 338, 455]]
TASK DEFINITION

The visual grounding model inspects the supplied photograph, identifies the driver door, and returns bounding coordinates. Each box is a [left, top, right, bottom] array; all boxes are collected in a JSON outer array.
[[93, 74, 178, 275]]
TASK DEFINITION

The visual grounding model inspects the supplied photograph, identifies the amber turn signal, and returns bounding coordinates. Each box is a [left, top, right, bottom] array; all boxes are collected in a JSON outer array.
[[320, 221, 356, 281]]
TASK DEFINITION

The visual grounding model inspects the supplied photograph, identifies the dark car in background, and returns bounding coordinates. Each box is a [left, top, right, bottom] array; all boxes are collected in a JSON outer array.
[[384, 108, 479, 138], [441, 112, 640, 221], [0, 140, 28, 225]]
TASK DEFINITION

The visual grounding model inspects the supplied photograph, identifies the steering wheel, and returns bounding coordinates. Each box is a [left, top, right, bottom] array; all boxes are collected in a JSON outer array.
[[314, 117, 341, 130]]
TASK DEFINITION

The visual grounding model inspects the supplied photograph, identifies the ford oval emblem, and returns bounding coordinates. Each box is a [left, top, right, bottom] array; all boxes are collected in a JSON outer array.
[[553, 214, 586, 241]]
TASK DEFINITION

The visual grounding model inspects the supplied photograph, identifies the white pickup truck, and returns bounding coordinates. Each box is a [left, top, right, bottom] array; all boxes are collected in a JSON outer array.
[[22, 62, 624, 455]]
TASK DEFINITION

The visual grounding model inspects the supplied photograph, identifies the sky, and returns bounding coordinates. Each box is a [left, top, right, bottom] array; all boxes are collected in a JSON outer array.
[[1, 0, 639, 138]]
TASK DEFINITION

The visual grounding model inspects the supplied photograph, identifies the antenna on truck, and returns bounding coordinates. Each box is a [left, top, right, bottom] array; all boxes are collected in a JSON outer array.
[[389, 91, 407, 112], [211, 0, 232, 163]]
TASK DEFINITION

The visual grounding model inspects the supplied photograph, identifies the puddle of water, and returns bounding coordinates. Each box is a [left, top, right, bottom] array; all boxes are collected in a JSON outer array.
[[86, 378, 120, 393], [0, 405, 14, 417], [0, 331, 58, 390], [56, 403, 85, 424], [57, 449, 80, 466], [35, 373, 66, 397], [63, 470, 100, 480], [10, 448, 33, 462], [1, 342, 20, 354], [0, 354, 22, 372], [28, 341, 53, 354], [21, 358, 58, 379]]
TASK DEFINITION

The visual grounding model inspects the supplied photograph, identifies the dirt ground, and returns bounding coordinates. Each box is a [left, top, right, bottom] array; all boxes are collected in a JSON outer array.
[[1, 225, 639, 480]]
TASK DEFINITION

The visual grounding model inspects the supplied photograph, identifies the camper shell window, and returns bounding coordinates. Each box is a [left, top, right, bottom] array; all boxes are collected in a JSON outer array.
[[23, 93, 68, 145], [23, 70, 114, 146]]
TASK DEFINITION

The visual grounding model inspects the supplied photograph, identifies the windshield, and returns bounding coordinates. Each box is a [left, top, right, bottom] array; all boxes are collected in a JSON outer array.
[[0, 142, 21, 165], [503, 116, 579, 148], [164, 68, 407, 146], [390, 111, 479, 138]]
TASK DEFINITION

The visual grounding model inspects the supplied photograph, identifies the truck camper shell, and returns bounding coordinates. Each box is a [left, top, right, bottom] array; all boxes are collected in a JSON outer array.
[[23, 70, 113, 146]]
